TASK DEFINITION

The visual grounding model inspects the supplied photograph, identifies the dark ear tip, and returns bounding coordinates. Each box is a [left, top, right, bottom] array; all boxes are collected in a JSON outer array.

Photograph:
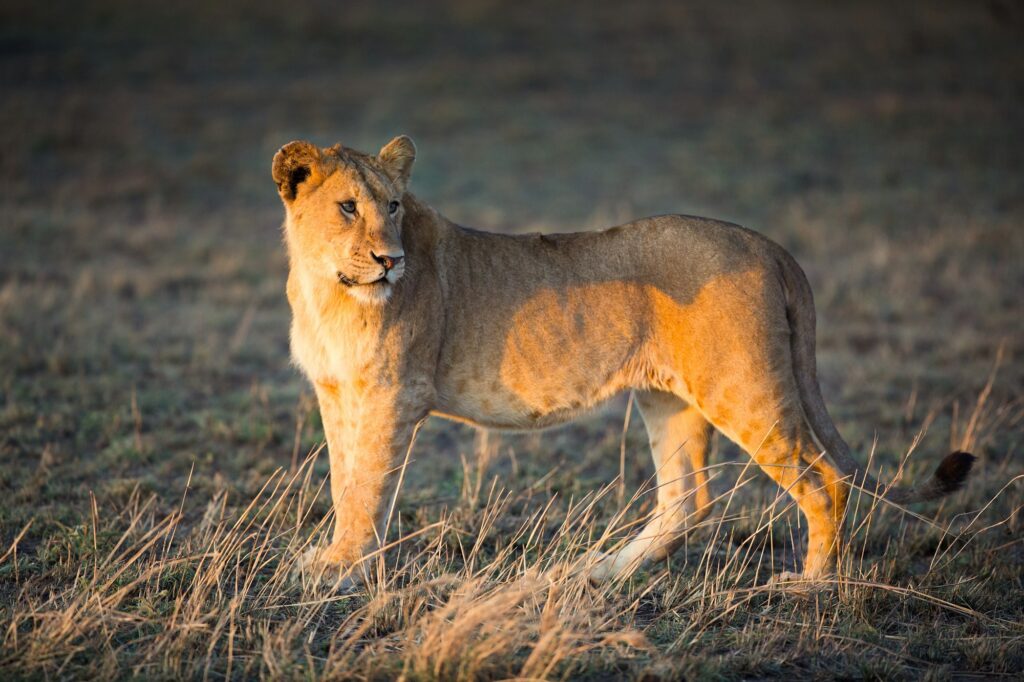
[[383, 135, 416, 157]]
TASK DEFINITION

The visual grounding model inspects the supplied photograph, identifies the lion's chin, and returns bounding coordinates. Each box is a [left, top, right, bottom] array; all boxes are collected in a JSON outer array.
[[345, 281, 393, 305]]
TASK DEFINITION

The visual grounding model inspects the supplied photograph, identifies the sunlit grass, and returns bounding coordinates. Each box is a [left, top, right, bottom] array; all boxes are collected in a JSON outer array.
[[2, 374, 1020, 679]]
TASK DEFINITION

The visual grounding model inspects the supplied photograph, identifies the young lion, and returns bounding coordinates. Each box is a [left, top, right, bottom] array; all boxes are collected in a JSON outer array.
[[272, 136, 974, 583]]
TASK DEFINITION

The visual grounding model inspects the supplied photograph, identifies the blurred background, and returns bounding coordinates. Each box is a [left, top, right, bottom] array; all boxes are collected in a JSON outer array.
[[2, 0, 1022, 580]]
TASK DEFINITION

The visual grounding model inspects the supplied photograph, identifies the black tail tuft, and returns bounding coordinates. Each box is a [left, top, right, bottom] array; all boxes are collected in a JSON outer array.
[[934, 451, 976, 494]]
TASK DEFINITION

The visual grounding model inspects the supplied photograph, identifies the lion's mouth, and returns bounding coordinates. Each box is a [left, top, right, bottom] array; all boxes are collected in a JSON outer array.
[[337, 272, 388, 287]]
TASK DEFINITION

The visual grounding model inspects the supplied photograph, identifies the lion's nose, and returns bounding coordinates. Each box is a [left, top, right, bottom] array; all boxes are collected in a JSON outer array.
[[371, 251, 404, 272]]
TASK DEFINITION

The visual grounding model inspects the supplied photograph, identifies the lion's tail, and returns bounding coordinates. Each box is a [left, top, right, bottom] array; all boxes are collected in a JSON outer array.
[[775, 247, 974, 504]]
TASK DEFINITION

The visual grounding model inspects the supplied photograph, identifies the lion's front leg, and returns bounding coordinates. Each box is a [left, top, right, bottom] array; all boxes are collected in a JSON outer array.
[[308, 378, 428, 576]]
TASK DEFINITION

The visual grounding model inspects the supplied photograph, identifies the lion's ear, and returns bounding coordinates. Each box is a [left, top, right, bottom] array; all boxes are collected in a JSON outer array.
[[272, 141, 322, 203], [378, 135, 416, 190]]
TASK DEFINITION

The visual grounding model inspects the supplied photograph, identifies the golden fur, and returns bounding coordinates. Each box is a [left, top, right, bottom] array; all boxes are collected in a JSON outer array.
[[272, 137, 974, 582]]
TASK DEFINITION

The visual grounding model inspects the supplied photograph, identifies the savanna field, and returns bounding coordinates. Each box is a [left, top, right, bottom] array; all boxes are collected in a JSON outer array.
[[1, 1, 1022, 678]]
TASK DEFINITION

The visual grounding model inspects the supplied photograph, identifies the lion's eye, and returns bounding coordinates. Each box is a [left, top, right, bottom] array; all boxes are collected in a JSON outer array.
[[339, 200, 356, 215], [388, 200, 400, 215]]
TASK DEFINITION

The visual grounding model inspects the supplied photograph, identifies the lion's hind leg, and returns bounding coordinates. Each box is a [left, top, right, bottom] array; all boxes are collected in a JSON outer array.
[[589, 391, 712, 582], [704, 391, 848, 582]]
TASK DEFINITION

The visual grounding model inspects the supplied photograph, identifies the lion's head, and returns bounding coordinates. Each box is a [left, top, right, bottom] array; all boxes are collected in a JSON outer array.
[[273, 136, 416, 305]]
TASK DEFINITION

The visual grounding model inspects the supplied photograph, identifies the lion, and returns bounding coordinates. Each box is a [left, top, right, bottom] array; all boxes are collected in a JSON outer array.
[[272, 136, 974, 584]]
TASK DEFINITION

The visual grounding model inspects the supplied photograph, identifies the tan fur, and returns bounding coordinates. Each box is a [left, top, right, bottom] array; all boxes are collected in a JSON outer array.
[[273, 137, 973, 582]]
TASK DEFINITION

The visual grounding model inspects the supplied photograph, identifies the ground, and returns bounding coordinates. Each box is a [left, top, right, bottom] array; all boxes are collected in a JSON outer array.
[[1, 0, 1022, 678]]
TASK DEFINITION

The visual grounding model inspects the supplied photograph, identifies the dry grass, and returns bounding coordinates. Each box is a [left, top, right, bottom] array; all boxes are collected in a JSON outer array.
[[2, 0, 1023, 678], [2, 384, 1021, 679]]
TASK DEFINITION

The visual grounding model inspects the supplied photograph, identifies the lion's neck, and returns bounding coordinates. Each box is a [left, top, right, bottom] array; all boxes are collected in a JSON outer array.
[[400, 192, 450, 247], [286, 266, 383, 384]]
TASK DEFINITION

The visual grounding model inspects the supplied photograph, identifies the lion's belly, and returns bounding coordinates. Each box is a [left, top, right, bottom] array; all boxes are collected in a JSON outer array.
[[432, 372, 624, 431]]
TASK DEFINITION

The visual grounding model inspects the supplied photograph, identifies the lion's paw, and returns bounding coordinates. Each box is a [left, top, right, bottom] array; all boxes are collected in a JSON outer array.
[[292, 547, 360, 592], [768, 570, 835, 594]]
